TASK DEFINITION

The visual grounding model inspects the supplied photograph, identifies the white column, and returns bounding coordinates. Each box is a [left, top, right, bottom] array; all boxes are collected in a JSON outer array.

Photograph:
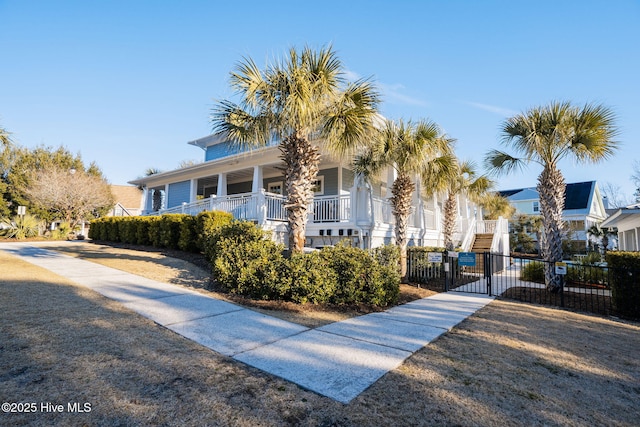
[[413, 177, 422, 228], [163, 184, 169, 210], [337, 164, 344, 195], [217, 173, 227, 197], [142, 187, 149, 213], [190, 179, 197, 202], [252, 166, 263, 193]]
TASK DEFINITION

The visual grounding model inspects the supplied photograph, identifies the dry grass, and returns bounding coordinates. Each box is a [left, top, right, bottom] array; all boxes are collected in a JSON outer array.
[[1, 242, 639, 426]]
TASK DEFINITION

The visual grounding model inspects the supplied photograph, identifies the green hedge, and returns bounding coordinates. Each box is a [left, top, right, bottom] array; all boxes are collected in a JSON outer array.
[[207, 224, 400, 307], [209, 221, 284, 299], [197, 210, 233, 256], [89, 212, 231, 253], [321, 243, 399, 306], [606, 252, 640, 319]]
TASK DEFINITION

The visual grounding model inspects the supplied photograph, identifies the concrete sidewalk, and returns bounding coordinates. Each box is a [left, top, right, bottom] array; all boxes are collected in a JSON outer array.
[[0, 242, 493, 403]]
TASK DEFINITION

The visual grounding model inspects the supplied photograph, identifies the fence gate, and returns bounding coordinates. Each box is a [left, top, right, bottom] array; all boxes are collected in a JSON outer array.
[[406, 250, 491, 294], [444, 251, 491, 294]]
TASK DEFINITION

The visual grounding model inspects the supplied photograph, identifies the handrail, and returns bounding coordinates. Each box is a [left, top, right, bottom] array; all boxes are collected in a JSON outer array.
[[460, 217, 476, 251]]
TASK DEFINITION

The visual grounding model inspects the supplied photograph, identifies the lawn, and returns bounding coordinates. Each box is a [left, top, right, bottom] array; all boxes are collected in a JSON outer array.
[[1, 242, 639, 426]]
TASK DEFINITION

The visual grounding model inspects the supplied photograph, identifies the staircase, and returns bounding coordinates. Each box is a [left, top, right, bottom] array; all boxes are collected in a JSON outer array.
[[467, 233, 493, 274]]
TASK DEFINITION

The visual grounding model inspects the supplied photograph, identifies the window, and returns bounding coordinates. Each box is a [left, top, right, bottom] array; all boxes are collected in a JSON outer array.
[[267, 181, 283, 195], [311, 176, 324, 195], [533, 201, 539, 213]]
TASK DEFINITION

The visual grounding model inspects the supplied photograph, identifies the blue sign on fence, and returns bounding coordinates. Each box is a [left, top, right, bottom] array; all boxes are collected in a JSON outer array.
[[458, 252, 476, 266]]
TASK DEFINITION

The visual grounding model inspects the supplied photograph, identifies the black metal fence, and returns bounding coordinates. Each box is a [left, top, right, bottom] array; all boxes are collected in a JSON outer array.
[[488, 254, 614, 317], [406, 250, 490, 294], [407, 250, 639, 319]]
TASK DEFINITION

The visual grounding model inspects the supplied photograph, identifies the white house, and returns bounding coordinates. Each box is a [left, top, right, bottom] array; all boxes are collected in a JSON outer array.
[[129, 133, 508, 252], [600, 204, 640, 251], [500, 181, 607, 248]]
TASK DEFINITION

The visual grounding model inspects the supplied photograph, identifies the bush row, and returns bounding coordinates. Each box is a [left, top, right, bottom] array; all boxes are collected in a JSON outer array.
[[209, 222, 400, 306], [88, 211, 233, 252]]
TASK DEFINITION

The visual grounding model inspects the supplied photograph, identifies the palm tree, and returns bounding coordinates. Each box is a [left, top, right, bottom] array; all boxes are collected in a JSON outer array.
[[423, 157, 493, 250], [587, 224, 617, 256], [480, 193, 515, 220], [144, 167, 163, 212], [0, 126, 11, 147], [485, 101, 618, 291], [211, 46, 380, 253], [354, 119, 454, 277]]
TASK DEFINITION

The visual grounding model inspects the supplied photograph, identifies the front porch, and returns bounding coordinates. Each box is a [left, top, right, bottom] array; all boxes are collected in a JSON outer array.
[[150, 190, 463, 249]]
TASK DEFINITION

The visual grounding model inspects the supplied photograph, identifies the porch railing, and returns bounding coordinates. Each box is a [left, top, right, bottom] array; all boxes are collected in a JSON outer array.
[[312, 194, 350, 223], [371, 198, 417, 225]]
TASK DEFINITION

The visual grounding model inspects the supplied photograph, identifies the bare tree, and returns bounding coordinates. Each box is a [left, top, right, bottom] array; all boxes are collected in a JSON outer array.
[[22, 166, 114, 229], [632, 160, 640, 203], [600, 181, 632, 208]]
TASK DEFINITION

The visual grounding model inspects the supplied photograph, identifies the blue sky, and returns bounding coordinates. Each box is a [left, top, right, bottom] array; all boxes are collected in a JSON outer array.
[[1, 0, 639, 201]]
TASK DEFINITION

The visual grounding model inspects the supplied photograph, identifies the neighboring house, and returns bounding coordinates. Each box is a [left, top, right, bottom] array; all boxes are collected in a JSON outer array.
[[108, 185, 144, 217], [600, 203, 640, 251], [500, 181, 607, 249], [129, 133, 508, 252]]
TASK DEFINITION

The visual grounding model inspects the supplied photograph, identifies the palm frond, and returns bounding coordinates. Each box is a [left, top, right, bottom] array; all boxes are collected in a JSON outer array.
[[210, 100, 272, 147], [0, 126, 12, 147], [321, 78, 381, 156], [569, 103, 619, 163], [421, 153, 459, 194], [353, 144, 385, 181], [484, 149, 526, 176]]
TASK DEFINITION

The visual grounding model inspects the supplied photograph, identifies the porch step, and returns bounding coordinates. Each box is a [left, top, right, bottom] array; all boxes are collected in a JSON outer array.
[[471, 233, 493, 252], [467, 234, 493, 274]]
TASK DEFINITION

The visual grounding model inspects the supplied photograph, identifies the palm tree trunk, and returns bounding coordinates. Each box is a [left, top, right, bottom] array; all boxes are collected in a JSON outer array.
[[537, 165, 565, 292], [443, 193, 458, 251], [152, 189, 162, 211], [280, 133, 320, 253], [391, 173, 414, 279]]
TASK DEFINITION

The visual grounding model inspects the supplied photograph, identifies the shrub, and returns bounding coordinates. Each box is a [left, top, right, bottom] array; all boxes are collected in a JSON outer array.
[[197, 211, 233, 255], [178, 215, 199, 252], [0, 214, 43, 239], [136, 217, 158, 246], [321, 243, 400, 307], [606, 252, 640, 319], [117, 217, 136, 244], [210, 221, 284, 299], [88, 218, 106, 240], [372, 244, 401, 271], [520, 261, 545, 283], [284, 252, 338, 304], [105, 217, 120, 242], [156, 214, 187, 249]]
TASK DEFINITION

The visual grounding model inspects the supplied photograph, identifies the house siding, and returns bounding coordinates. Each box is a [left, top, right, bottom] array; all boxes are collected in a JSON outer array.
[[342, 168, 354, 192], [167, 181, 191, 208], [320, 168, 339, 196], [205, 142, 245, 162], [205, 139, 279, 162]]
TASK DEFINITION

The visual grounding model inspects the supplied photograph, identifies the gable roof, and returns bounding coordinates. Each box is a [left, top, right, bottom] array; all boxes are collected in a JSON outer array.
[[499, 181, 598, 214], [498, 189, 523, 198], [110, 185, 143, 209], [564, 181, 594, 210]]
